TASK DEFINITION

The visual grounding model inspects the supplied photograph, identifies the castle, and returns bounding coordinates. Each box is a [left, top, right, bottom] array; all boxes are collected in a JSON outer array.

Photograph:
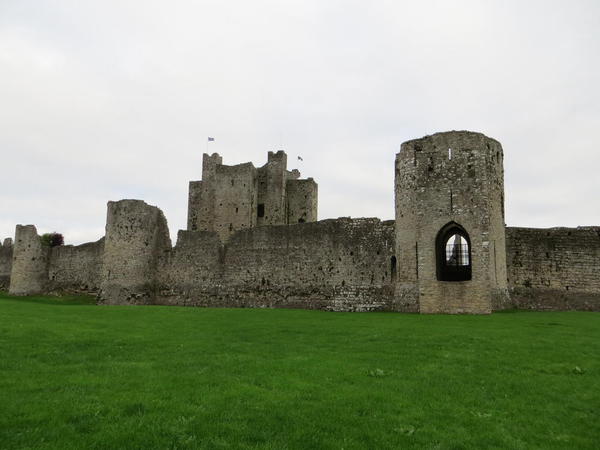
[[1, 131, 599, 313]]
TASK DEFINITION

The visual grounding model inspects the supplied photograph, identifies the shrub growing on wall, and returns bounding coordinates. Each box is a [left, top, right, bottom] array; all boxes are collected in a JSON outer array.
[[40, 233, 64, 247]]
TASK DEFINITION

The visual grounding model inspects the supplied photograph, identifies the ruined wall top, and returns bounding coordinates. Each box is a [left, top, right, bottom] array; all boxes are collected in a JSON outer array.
[[9, 224, 49, 295], [267, 150, 287, 164], [198, 150, 308, 179], [202, 152, 224, 179], [399, 130, 502, 156]]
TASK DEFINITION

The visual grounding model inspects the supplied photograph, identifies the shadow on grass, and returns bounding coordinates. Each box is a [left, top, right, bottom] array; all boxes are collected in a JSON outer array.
[[0, 291, 96, 306]]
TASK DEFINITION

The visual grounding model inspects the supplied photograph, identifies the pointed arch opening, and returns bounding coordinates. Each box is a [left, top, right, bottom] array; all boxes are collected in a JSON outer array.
[[436, 222, 472, 281]]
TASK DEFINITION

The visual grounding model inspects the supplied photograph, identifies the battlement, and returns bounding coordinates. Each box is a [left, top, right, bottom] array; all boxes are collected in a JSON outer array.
[[201, 152, 223, 178], [202, 152, 223, 166], [267, 150, 287, 164], [401, 130, 501, 150]]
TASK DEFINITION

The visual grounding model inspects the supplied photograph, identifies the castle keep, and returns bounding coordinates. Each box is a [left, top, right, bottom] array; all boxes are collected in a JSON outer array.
[[2, 131, 599, 313], [187, 151, 318, 241]]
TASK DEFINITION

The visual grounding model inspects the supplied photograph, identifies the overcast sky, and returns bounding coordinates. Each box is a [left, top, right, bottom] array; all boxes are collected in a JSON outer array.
[[1, 0, 599, 245]]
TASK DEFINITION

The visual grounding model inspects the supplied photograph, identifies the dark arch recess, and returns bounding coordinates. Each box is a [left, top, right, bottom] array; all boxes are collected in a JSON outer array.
[[390, 256, 397, 282], [435, 222, 472, 282]]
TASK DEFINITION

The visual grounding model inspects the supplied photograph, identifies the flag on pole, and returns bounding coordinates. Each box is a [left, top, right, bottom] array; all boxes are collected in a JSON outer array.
[[208, 137, 215, 142], [297, 156, 303, 161]]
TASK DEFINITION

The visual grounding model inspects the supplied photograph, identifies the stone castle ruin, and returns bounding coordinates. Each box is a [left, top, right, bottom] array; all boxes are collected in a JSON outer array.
[[2, 131, 599, 313], [187, 150, 318, 241]]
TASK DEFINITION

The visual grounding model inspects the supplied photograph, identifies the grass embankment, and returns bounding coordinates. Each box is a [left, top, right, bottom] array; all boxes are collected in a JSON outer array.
[[0, 292, 598, 449]]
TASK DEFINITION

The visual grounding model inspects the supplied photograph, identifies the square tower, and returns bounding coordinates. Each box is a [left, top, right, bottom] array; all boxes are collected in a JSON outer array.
[[187, 151, 318, 241]]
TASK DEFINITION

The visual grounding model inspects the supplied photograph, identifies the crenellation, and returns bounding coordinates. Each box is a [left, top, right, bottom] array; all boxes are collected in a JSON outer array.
[[267, 150, 287, 164], [202, 152, 223, 180]]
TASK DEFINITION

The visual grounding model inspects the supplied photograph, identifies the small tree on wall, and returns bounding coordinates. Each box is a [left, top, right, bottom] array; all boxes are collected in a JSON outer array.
[[40, 232, 64, 247]]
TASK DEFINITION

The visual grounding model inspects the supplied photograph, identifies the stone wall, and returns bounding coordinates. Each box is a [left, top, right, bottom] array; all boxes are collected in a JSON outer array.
[[156, 217, 398, 311], [505, 226, 600, 310], [47, 238, 104, 293], [287, 178, 318, 224], [187, 180, 203, 232], [0, 238, 13, 289], [9, 225, 49, 295], [6, 216, 600, 312], [213, 163, 258, 241], [156, 230, 223, 304], [190, 153, 223, 232], [98, 200, 171, 305], [257, 151, 287, 227]]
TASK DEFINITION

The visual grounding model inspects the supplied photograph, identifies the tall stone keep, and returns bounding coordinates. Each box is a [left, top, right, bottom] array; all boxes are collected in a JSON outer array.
[[395, 131, 509, 313], [187, 150, 318, 241], [9, 225, 49, 295], [98, 200, 171, 305]]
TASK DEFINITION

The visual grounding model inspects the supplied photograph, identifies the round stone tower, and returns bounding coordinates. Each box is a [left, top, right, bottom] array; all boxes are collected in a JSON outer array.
[[395, 131, 509, 313], [98, 200, 171, 305], [9, 225, 49, 295]]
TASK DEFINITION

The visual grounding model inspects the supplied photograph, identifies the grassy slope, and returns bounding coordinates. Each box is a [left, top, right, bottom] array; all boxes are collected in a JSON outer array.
[[0, 293, 598, 449]]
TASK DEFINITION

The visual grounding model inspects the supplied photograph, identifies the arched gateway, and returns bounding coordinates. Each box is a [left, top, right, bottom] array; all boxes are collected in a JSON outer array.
[[436, 222, 471, 282]]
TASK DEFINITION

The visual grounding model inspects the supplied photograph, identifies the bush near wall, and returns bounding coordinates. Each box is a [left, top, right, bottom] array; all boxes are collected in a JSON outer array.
[[40, 233, 64, 247]]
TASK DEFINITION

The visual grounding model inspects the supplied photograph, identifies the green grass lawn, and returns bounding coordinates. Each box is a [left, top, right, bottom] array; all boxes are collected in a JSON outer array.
[[0, 292, 598, 449]]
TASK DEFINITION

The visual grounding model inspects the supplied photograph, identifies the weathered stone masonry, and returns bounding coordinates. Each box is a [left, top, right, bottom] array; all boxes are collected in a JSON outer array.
[[5, 225, 104, 295], [395, 131, 508, 314], [156, 217, 396, 311], [99, 200, 170, 305], [505, 226, 600, 310], [187, 151, 318, 241], [5, 135, 600, 313], [48, 237, 104, 294], [9, 225, 49, 295], [0, 238, 13, 289]]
